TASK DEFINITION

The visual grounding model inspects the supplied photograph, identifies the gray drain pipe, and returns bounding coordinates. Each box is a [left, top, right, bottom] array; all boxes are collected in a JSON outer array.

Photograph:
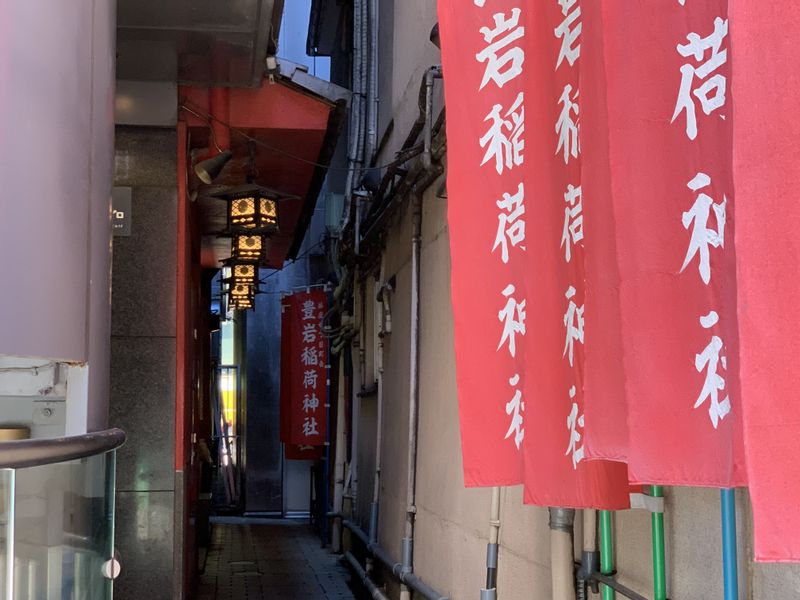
[[345, 551, 390, 600], [550, 508, 577, 600], [481, 486, 501, 600], [343, 519, 449, 600], [400, 192, 423, 600]]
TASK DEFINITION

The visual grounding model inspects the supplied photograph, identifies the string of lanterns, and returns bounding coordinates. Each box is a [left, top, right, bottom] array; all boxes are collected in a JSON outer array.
[[211, 184, 283, 312]]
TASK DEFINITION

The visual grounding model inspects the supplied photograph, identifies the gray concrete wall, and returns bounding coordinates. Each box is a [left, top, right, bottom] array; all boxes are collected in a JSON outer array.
[[110, 127, 177, 600], [347, 2, 800, 599]]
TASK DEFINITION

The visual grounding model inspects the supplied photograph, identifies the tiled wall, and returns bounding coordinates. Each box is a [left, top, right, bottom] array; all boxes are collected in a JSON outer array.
[[110, 127, 177, 600]]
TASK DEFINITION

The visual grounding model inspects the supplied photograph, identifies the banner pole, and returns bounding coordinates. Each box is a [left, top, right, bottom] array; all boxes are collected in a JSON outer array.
[[649, 485, 667, 600], [599, 510, 615, 600], [721, 488, 738, 600]]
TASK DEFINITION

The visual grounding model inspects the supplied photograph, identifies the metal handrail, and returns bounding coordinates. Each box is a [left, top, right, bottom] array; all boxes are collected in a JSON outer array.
[[0, 428, 126, 469]]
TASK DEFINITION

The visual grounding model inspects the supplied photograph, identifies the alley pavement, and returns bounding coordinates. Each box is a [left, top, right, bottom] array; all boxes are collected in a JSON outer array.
[[196, 518, 357, 600]]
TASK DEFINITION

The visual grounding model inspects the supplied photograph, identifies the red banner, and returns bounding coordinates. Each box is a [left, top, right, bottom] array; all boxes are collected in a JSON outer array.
[[439, 0, 628, 506], [732, 1, 800, 562], [280, 291, 328, 450], [580, 1, 746, 487], [439, 0, 528, 487]]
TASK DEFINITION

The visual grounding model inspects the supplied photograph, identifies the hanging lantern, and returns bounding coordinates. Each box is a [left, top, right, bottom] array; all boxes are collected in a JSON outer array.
[[230, 282, 255, 300], [212, 185, 288, 235], [230, 296, 254, 311], [232, 263, 258, 285], [232, 235, 266, 262]]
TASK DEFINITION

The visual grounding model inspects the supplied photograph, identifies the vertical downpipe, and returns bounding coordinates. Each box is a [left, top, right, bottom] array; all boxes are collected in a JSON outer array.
[[401, 196, 423, 600], [332, 360, 347, 552], [370, 258, 387, 546], [649, 485, 667, 600], [599, 510, 615, 600], [721, 488, 739, 600], [481, 487, 501, 600], [549, 508, 576, 600]]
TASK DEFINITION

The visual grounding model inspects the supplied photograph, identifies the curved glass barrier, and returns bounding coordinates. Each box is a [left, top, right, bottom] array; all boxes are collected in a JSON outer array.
[[0, 437, 121, 599]]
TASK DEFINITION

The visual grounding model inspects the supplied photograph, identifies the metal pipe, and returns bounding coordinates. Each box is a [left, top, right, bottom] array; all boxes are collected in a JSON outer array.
[[721, 488, 738, 600], [370, 259, 387, 546], [366, 0, 379, 163], [649, 486, 667, 600], [401, 194, 423, 600], [423, 67, 442, 169], [549, 508, 576, 600], [577, 509, 599, 600], [345, 551, 391, 600], [342, 0, 366, 230], [591, 573, 649, 600], [599, 510, 616, 600], [342, 520, 450, 600], [332, 360, 348, 552], [481, 487, 501, 599]]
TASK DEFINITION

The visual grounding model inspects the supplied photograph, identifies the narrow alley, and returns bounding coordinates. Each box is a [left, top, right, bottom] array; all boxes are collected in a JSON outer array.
[[197, 519, 357, 600]]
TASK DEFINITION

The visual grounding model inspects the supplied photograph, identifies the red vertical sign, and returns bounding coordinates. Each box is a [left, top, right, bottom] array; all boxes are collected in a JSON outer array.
[[280, 290, 328, 450]]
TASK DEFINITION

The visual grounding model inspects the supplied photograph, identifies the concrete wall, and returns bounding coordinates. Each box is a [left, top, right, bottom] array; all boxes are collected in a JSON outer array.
[[110, 127, 177, 600], [348, 2, 800, 599]]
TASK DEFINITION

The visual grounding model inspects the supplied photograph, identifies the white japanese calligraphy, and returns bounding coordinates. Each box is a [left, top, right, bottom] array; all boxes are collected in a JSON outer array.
[[301, 299, 316, 320], [554, 0, 582, 69], [565, 386, 584, 469], [504, 373, 525, 449], [680, 172, 726, 285], [301, 346, 319, 367], [302, 323, 317, 344], [497, 284, 526, 358], [303, 416, 320, 437], [555, 84, 579, 164], [671, 17, 728, 141], [303, 393, 320, 414], [492, 183, 526, 263], [560, 184, 583, 263], [694, 311, 731, 429], [563, 286, 584, 367], [476, 9, 526, 90], [480, 92, 525, 175], [303, 369, 318, 389]]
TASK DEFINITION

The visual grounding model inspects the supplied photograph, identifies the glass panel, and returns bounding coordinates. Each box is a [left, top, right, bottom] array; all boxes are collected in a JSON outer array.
[[0, 469, 15, 598], [10, 451, 116, 600]]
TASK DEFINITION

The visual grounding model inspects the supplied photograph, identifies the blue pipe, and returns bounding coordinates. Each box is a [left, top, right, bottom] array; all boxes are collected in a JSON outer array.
[[720, 488, 738, 600]]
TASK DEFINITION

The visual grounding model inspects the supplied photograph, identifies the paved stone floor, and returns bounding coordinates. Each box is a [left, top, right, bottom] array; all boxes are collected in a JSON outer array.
[[196, 518, 358, 600]]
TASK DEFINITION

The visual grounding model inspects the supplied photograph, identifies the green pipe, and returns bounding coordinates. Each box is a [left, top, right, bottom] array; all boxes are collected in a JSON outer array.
[[649, 486, 667, 600], [599, 510, 615, 600]]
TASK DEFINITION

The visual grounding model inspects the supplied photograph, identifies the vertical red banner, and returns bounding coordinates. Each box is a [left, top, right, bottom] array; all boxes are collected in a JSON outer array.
[[732, 0, 800, 562], [281, 290, 328, 449], [518, 0, 628, 509], [583, 1, 746, 487], [439, 0, 627, 504], [438, 0, 529, 486]]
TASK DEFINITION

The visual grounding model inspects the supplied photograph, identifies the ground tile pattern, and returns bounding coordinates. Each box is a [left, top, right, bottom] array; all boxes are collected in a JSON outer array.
[[196, 518, 357, 600]]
